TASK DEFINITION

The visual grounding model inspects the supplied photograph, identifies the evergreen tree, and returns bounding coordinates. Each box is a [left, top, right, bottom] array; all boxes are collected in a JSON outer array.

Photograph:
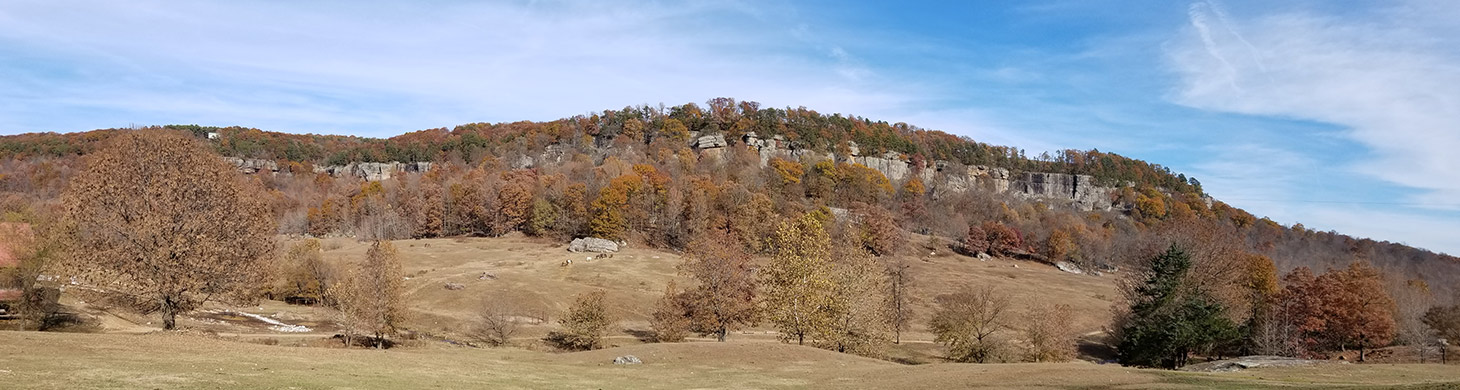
[[1118, 245, 1238, 369]]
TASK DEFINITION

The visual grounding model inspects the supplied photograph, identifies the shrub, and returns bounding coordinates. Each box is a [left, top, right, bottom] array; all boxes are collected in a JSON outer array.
[[549, 290, 612, 350], [470, 298, 522, 347], [649, 281, 691, 342], [1024, 303, 1077, 362], [930, 286, 1011, 363]]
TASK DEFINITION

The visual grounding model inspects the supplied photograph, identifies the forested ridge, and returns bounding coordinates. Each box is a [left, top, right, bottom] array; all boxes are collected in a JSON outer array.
[[0, 98, 1455, 303]]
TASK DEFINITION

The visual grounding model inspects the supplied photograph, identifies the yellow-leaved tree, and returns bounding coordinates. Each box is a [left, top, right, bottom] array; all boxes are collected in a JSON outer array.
[[762, 213, 835, 345], [333, 241, 406, 348]]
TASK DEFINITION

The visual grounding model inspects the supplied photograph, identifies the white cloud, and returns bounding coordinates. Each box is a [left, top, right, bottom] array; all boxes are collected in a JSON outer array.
[[0, 0, 918, 135], [1166, 0, 1460, 254], [1169, 0, 1460, 209]]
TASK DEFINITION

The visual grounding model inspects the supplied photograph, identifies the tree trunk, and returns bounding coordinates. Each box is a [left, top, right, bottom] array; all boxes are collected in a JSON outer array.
[[160, 297, 179, 330], [797, 333, 804, 345], [717, 326, 727, 342]]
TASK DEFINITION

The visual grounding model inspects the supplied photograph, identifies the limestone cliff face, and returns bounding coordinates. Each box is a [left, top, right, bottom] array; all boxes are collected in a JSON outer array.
[[225, 157, 431, 182], [313, 162, 432, 181], [223, 132, 1121, 211], [733, 133, 1120, 211]]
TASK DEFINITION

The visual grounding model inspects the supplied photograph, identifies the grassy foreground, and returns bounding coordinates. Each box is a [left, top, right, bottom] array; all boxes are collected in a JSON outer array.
[[2, 332, 1459, 389]]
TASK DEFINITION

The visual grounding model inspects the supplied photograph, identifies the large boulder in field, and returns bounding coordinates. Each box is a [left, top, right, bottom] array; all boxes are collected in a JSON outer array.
[[613, 355, 643, 365], [568, 238, 619, 253]]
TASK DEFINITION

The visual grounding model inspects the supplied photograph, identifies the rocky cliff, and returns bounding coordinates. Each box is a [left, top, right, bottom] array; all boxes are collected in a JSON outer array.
[[225, 157, 431, 182], [737, 133, 1120, 211], [222, 132, 1122, 211]]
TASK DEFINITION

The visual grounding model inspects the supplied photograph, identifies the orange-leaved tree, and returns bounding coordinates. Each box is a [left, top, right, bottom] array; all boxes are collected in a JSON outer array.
[[679, 228, 759, 341], [60, 131, 275, 330]]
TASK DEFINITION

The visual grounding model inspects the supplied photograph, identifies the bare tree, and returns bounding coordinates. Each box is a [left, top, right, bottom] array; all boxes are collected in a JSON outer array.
[[822, 246, 891, 356], [885, 257, 915, 344], [1024, 303, 1077, 362], [1391, 279, 1437, 361], [471, 297, 522, 347], [930, 285, 1011, 363], [58, 131, 275, 330]]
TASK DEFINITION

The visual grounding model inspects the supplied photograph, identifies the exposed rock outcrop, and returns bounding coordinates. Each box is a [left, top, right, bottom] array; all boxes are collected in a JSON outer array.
[[568, 237, 619, 253], [691, 134, 728, 149], [313, 162, 432, 181], [223, 157, 279, 174], [224, 157, 432, 181], [1179, 356, 1326, 372], [732, 137, 1122, 211]]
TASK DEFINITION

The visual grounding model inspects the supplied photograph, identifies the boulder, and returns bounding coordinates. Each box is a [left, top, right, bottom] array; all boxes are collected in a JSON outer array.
[[444, 282, 465, 290], [613, 355, 643, 365], [568, 238, 619, 253], [691, 134, 727, 149], [1055, 262, 1083, 274], [976, 253, 992, 261]]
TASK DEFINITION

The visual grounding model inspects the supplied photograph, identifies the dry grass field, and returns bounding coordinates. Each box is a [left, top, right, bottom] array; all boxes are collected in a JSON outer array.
[[308, 234, 1121, 350], [8, 235, 1458, 389], [2, 331, 1458, 390]]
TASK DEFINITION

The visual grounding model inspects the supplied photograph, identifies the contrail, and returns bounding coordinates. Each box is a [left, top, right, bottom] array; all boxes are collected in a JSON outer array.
[[1203, 0, 1272, 79], [1188, 2, 1242, 92]]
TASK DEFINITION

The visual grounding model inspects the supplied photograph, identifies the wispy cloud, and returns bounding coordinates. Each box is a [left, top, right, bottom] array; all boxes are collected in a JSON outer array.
[[1167, 0, 1460, 253], [0, 0, 918, 136], [1169, 0, 1460, 209]]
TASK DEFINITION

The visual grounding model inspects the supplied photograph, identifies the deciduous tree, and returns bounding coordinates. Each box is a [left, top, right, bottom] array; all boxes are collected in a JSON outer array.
[[59, 132, 275, 330], [650, 280, 691, 342], [931, 286, 1011, 363], [885, 257, 915, 344], [763, 213, 835, 345], [1321, 262, 1397, 361], [338, 241, 407, 348], [822, 246, 891, 356], [680, 229, 759, 341], [1024, 303, 1077, 362], [552, 290, 613, 350]]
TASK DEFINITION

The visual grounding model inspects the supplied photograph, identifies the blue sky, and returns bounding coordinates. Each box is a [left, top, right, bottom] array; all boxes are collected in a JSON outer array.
[[2, 0, 1458, 254]]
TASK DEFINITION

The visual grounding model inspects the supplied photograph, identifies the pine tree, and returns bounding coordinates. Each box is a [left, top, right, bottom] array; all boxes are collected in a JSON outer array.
[[1117, 245, 1238, 369]]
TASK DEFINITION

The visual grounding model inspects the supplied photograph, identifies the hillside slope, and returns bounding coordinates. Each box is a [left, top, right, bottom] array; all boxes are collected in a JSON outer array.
[[1, 99, 1456, 306]]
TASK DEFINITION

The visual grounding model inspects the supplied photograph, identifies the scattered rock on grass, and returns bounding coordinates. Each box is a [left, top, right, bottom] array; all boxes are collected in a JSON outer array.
[[1180, 356, 1324, 372], [444, 283, 465, 290], [613, 355, 643, 365]]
